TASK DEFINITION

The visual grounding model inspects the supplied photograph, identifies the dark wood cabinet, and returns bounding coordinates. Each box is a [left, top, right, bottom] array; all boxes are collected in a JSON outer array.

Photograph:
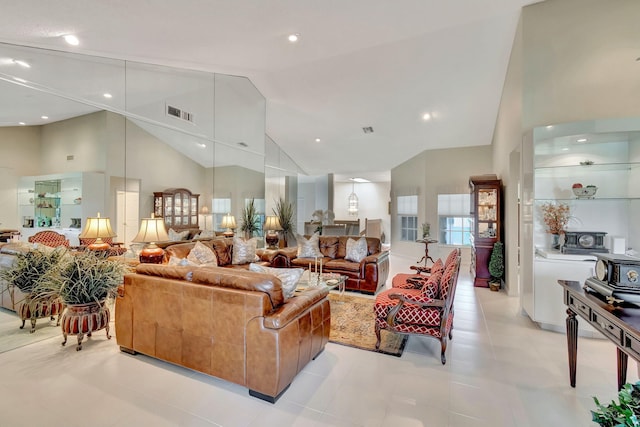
[[153, 188, 199, 231], [469, 175, 502, 287]]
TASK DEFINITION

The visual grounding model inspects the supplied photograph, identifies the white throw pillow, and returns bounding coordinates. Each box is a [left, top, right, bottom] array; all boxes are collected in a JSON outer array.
[[187, 241, 217, 266], [249, 263, 304, 299], [195, 229, 215, 239], [168, 228, 189, 241], [232, 237, 258, 265], [296, 232, 322, 258], [345, 237, 368, 263], [168, 256, 199, 267]]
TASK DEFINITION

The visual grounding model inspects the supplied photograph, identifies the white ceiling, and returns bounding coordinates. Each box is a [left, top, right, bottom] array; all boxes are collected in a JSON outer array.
[[0, 0, 539, 179]]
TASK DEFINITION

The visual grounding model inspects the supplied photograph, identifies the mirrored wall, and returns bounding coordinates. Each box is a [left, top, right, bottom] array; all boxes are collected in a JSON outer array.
[[0, 41, 281, 246]]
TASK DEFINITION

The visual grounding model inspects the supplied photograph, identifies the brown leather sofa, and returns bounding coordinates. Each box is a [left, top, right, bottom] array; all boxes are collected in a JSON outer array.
[[115, 264, 331, 402], [162, 238, 273, 268], [272, 236, 389, 294]]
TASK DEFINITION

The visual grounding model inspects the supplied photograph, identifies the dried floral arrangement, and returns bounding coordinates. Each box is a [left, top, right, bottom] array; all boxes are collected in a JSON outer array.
[[541, 202, 570, 234]]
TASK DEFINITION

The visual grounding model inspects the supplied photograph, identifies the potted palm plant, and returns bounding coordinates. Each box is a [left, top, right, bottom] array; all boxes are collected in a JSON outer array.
[[240, 198, 260, 239], [34, 251, 128, 350], [273, 197, 295, 247], [0, 247, 67, 332]]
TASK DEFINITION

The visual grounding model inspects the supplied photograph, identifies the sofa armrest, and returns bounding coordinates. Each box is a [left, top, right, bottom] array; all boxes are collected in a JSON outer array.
[[361, 250, 389, 265], [263, 287, 328, 329]]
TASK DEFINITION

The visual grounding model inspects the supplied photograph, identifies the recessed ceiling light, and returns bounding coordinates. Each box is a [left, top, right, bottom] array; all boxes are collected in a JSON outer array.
[[577, 138, 587, 142], [103, 93, 112, 99], [561, 148, 569, 151], [546, 125, 553, 129], [13, 59, 30, 68], [315, 138, 321, 143], [350, 178, 370, 183], [63, 34, 79, 46], [19, 122, 26, 125], [197, 143, 206, 148], [422, 113, 431, 121], [41, 116, 48, 120], [288, 33, 300, 43]]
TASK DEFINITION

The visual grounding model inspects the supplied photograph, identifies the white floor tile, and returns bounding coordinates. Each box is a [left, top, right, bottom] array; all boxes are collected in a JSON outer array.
[[0, 252, 627, 426]]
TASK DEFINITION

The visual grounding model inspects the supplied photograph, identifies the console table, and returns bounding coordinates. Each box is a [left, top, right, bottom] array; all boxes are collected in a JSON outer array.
[[558, 279, 640, 391]]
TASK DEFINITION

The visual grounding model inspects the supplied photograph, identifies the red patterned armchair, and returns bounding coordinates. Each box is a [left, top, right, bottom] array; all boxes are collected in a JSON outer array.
[[28, 231, 69, 248], [374, 249, 461, 364], [391, 249, 458, 289]]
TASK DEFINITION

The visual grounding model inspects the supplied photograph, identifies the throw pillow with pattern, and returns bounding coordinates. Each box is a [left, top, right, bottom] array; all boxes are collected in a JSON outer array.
[[296, 232, 322, 258], [187, 241, 217, 266], [421, 270, 442, 299], [168, 228, 189, 241], [345, 237, 368, 263], [232, 236, 258, 265], [249, 263, 304, 299]]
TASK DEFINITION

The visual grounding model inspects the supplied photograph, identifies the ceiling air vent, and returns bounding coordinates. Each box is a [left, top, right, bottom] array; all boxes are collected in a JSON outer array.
[[166, 104, 194, 123], [237, 142, 248, 148], [362, 126, 374, 134]]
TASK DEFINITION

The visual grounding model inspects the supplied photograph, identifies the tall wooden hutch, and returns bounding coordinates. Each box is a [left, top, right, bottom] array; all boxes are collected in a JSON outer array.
[[469, 175, 502, 287], [153, 188, 199, 231]]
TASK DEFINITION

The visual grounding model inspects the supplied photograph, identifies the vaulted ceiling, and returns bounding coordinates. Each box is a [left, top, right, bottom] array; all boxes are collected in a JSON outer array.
[[0, 0, 539, 180]]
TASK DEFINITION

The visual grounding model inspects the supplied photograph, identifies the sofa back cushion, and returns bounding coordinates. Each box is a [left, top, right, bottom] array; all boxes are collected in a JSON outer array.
[[164, 242, 196, 260], [319, 236, 338, 258], [210, 237, 232, 266], [336, 236, 380, 259], [135, 264, 284, 309]]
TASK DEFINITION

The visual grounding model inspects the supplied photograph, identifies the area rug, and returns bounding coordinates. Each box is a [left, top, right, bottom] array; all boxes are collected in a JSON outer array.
[[328, 292, 407, 357]]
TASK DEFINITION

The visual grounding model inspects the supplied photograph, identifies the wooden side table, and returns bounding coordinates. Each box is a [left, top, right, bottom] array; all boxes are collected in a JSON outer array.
[[411, 238, 438, 274]]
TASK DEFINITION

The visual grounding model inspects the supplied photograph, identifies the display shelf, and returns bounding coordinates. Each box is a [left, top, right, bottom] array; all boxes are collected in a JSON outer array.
[[154, 188, 199, 231], [469, 175, 502, 288]]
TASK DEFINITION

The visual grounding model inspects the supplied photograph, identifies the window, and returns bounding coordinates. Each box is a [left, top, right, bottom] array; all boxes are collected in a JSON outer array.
[[212, 198, 231, 232], [438, 194, 472, 245], [397, 195, 418, 241]]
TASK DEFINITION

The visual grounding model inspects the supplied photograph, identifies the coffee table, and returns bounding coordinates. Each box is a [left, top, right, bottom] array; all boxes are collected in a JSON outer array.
[[296, 270, 346, 294]]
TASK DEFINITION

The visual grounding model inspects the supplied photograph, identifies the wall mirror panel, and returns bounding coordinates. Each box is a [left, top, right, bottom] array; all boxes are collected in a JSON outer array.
[[0, 42, 267, 251]]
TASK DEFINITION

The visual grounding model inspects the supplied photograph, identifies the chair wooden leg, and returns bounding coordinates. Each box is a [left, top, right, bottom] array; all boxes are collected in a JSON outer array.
[[440, 338, 448, 365], [375, 323, 382, 349]]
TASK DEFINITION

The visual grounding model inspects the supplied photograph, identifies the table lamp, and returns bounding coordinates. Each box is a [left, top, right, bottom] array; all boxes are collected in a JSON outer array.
[[263, 216, 282, 249], [79, 212, 116, 251], [132, 214, 170, 263], [220, 214, 236, 238]]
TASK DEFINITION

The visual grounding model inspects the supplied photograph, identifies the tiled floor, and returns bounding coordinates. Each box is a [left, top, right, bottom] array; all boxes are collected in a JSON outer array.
[[0, 253, 634, 426]]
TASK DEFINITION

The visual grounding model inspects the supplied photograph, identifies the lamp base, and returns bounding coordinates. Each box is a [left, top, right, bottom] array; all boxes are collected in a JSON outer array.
[[265, 233, 279, 250], [139, 245, 165, 264], [223, 230, 234, 238], [88, 242, 111, 251]]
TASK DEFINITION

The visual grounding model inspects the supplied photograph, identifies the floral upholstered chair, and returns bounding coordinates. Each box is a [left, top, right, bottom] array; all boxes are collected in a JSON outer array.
[[374, 251, 461, 364], [28, 231, 69, 248]]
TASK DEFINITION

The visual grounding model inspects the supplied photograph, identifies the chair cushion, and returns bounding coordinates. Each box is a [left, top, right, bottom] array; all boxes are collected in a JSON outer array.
[[421, 270, 442, 299], [296, 232, 322, 258], [374, 288, 437, 321]]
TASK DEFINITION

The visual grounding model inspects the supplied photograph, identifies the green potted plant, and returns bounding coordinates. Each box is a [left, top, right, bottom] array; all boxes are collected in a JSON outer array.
[[34, 251, 129, 350], [592, 381, 640, 426], [240, 198, 260, 239], [273, 197, 295, 247], [488, 241, 504, 291], [0, 247, 67, 332]]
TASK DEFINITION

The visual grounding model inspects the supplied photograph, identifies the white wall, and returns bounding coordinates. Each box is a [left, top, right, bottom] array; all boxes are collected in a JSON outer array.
[[391, 145, 492, 264], [333, 181, 390, 241]]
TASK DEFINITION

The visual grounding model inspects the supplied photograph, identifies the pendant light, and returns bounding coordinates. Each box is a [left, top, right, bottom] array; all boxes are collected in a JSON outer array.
[[347, 179, 359, 216]]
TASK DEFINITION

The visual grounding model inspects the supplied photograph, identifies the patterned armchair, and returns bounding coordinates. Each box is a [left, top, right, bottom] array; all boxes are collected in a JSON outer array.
[[28, 231, 69, 248], [374, 250, 461, 364], [391, 249, 458, 289]]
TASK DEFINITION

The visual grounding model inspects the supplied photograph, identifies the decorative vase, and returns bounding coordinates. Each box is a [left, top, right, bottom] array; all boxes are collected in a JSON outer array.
[[551, 233, 561, 250], [61, 301, 111, 351]]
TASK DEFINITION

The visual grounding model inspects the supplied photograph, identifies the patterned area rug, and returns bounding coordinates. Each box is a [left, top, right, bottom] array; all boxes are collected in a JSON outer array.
[[328, 292, 407, 357]]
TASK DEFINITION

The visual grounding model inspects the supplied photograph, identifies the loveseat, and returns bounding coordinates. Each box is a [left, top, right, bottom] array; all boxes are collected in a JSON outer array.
[[162, 237, 273, 269], [272, 235, 389, 294], [115, 264, 331, 402]]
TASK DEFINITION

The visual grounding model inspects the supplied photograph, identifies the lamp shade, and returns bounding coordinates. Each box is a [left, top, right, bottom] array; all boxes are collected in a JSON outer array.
[[263, 216, 282, 231], [79, 213, 116, 239], [220, 214, 237, 229], [132, 216, 170, 244]]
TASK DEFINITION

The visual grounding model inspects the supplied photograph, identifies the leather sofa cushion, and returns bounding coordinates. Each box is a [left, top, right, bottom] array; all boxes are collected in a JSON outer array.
[[135, 264, 285, 309], [290, 257, 331, 269], [319, 236, 338, 259], [164, 242, 199, 260], [324, 258, 361, 272], [210, 238, 232, 266]]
